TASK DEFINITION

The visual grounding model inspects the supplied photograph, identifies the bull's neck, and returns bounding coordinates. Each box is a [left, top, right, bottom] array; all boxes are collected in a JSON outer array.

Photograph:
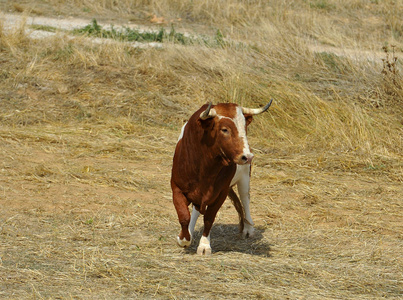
[[182, 131, 229, 179]]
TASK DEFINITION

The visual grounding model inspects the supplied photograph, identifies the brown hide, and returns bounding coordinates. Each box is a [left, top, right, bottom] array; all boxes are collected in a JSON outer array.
[[171, 103, 246, 214], [171, 100, 272, 248]]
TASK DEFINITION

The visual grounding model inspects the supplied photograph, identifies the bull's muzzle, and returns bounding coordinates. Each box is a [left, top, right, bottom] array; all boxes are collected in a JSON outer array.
[[237, 153, 254, 165]]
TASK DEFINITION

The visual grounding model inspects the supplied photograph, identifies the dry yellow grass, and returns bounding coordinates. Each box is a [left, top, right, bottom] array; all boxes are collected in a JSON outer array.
[[0, 1, 402, 299]]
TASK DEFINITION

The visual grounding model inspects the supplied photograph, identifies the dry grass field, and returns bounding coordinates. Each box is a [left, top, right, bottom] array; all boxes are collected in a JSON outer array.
[[1, 1, 402, 299]]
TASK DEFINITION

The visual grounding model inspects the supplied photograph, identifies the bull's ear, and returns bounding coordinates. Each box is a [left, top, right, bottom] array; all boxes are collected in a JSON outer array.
[[198, 103, 217, 129], [245, 115, 253, 126], [199, 103, 216, 120], [197, 117, 215, 130]]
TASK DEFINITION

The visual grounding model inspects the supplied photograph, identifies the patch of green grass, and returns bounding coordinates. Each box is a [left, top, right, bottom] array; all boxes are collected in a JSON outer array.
[[315, 51, 347, 74], [365, 164, 386, 171], [309, 0, 335, 11], [214, 29, 227, 48], [30, 24, 57, 32], [73, 19, 191, 45], [53, 43, 74, 61], [85, 217, 94, 225], [72, 19, 236, 48]]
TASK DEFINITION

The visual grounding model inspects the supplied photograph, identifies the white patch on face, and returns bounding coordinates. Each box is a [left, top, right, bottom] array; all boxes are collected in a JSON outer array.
[[216, 107, 252, 164], [218, 108, 250, 155], [234, 106, 251, 156]]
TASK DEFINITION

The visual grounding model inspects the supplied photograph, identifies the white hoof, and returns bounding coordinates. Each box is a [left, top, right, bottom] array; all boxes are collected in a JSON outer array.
[[242, 223, 255, 238], [177, 235, 191, 248], [197, 244, 212, 255], [196, 236, 212, 255]]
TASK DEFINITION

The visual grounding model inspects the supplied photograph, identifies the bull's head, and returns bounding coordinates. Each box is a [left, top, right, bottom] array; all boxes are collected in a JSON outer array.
[[198, 100, 273, 166]]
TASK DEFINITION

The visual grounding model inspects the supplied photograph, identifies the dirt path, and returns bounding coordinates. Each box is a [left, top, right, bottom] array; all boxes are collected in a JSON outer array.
[[2, 12, 397, 61], [1, 12, 164, 47]]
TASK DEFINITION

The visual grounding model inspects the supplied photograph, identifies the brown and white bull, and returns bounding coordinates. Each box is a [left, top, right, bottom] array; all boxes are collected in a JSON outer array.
[[171, 100, 272, 255]]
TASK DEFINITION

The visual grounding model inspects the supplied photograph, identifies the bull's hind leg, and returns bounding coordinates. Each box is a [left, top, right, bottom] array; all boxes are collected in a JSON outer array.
[[237, 167, 255, 238], [172, 186, 192, 247], [189, 206, 200, 237]]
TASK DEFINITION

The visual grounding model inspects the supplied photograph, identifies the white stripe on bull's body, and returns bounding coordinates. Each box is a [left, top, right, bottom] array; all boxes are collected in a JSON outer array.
[[177, 121, 187, 142]]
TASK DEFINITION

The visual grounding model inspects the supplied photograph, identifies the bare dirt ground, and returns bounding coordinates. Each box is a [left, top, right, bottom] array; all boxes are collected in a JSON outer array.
[[1, 6, 402, 300], [2, 122, 401, 299]]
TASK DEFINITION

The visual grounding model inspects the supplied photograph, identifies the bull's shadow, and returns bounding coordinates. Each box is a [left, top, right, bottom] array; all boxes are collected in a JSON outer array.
[[186, 224, 271, 257]]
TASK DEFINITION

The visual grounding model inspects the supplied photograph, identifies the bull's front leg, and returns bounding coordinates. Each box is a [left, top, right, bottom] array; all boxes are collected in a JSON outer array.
[[197, 234, 211, 255], [172, 185, 192, 247], [197, 191, 227, 255]]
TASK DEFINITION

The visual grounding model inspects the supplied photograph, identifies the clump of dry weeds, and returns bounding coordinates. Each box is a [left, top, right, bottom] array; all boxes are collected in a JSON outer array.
[[381, 45, 403, 105]]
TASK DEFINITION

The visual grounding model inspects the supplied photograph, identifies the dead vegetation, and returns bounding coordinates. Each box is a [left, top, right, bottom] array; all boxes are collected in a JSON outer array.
[[0, 1, 402, 299]]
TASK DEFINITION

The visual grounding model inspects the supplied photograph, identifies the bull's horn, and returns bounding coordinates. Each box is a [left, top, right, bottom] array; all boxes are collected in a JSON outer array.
[[242, 99, 273, 115], [199, 102, 217, 120]]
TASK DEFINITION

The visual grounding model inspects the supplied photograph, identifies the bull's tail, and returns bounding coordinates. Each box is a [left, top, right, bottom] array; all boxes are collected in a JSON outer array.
[[228, 187, 245, 233]]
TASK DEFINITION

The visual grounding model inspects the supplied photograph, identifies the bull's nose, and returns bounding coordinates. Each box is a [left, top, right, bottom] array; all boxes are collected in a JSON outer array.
[[240, 153, 254, 164]]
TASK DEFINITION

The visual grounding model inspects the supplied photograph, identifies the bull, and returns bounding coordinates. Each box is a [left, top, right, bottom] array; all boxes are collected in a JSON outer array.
[[171, 100, 272, 255]]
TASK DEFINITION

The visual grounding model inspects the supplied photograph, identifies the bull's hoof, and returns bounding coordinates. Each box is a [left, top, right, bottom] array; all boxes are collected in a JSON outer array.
[[177, 236, 191, 248], [242, 224, 255, 238], [196, 236, 211, 255], [197, 244, 212, 255]]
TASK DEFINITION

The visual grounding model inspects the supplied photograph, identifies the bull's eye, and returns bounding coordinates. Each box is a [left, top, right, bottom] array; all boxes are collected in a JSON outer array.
[[221, 128, 229, 134]]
